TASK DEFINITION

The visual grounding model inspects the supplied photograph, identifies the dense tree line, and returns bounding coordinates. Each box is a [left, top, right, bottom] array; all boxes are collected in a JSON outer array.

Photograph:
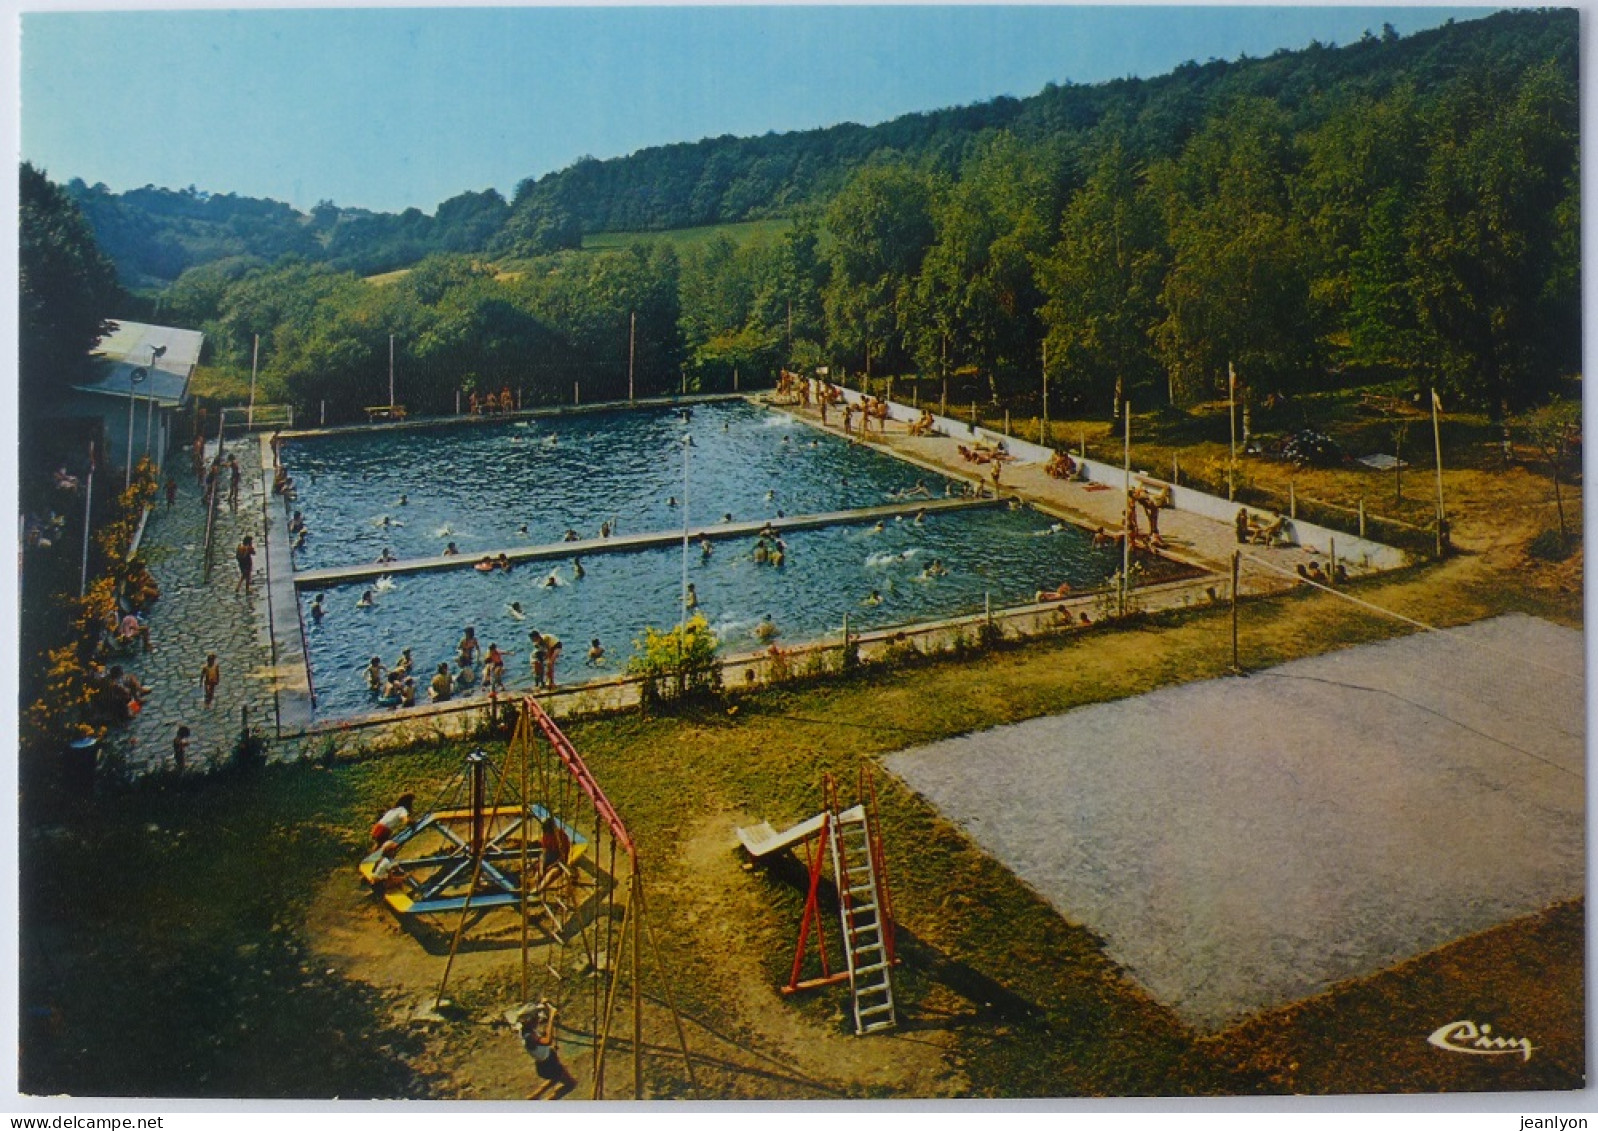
[[19, 162, 122, 435], [49, 7, 1578, 422], [70, 9, 1573, 288]]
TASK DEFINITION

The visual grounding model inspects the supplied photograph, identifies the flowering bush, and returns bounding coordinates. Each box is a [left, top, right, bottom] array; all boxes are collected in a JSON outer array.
[[627, 614, 722, 710]]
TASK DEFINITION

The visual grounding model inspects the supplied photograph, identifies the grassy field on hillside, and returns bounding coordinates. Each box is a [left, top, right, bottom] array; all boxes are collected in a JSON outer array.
[[581, 218, 794, 254]]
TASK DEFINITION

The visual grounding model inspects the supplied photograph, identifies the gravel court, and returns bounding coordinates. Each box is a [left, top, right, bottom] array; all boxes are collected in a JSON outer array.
[[883, 613, 1584, 1032]]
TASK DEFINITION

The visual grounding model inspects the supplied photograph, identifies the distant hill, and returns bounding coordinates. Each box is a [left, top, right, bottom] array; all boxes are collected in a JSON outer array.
[[58, 7, 1574, 288]]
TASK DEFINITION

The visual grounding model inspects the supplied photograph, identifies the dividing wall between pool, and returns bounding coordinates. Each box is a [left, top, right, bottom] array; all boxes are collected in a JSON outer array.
[[292, 496, 1004, 589]]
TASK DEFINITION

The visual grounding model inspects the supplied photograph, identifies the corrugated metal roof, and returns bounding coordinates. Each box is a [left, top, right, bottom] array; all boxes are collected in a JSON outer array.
[[74, 320, 205, 407]]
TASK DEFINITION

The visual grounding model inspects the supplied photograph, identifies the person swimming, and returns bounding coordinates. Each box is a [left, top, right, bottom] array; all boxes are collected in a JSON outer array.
[[356, 589, 376, 608], [496, 553, 512, 572], [571, 558, 585, 580], [377, 546, 397, 563], [700, 536, 713, 559], [684, 583, 698, 610], [542, 568, 562, 588], [391, 647, 413, 675], [599, 521, 612, 539], [869, 521, 885, 534], [507, 601, 526, 620], [363, 656, 385, 693], [397, 493, 408, 506], [863, 590, 882, 606], [518, 523, 530, 538], [563, 529, 579, 542], [374, 575, 396, 592], [754, 614, 779, 642], [921, 559, 948, 580], [667, 496, 677, 507], [310, 593, 325, 624], [443, 542, 460, 556], [587, 638, 606, 666], [475, 556, 496, 573]]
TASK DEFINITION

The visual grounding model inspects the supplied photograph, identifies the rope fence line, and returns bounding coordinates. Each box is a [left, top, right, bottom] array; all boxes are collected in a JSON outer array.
[[1238, 550, 1582, 682]]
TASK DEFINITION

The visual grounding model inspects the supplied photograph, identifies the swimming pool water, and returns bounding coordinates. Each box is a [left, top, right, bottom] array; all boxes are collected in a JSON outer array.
[[282, 400, 964, 570], [302, 504, 1119, 718]]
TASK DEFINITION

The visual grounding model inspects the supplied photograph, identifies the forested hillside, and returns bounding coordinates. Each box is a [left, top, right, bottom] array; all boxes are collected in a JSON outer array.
[[69, 9, 1571, 284], [44, 6, 1577, 423]]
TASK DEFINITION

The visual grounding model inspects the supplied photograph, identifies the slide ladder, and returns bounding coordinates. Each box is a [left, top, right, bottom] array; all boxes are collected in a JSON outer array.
[[830, 803, 897, 1035]]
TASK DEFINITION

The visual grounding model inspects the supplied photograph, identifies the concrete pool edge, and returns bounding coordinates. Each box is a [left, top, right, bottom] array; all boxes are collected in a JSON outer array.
[[273, 569, 1221, 743]]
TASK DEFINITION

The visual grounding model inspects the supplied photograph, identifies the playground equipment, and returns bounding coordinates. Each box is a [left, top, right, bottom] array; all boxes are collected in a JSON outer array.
[[737, 768, 899, 1035], [358, 747, 588, 924], [357, 696, 695, 1099]]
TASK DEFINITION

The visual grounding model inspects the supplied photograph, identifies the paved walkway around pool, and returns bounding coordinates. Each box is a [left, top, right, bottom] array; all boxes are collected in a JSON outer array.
[[772, 398, 1365, 595], [883, 613, 1585, 1032], [103, 440, 280, 774]]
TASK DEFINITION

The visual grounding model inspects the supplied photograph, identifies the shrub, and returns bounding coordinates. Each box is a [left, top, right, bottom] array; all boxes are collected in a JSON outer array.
[[1528, 528, 1574, 562], [627, 614, 722, 711]]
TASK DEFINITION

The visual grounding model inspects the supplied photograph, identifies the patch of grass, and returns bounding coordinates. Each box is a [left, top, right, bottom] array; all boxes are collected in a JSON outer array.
[[581, 218, 794, 255]]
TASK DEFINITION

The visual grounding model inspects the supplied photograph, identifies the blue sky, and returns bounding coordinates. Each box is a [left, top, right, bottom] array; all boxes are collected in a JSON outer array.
[[21, 5, 1492, 214]]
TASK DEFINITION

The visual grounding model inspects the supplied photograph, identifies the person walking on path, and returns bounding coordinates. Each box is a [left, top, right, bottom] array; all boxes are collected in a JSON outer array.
[[227, 454, 242, 513], [235, 535, 256, 593], [192, 435, 206, 488], [172, 725, 191, 773], [165, 474, 178, 510], [200, 654, 221, 707]]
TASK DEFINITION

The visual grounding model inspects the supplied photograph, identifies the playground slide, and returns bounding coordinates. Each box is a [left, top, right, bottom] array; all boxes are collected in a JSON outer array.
[[736, 811, 828, 858]]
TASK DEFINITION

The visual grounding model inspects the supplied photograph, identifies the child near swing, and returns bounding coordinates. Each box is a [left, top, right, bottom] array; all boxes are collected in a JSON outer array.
[[520, 1000, 577, 1099]]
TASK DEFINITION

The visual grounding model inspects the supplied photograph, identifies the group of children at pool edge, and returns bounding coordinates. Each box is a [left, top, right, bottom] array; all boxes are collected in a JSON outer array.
[[355, 623, 578, 710]]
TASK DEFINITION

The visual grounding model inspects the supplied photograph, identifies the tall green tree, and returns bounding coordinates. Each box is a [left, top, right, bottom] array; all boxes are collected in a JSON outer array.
[[1405, 60, 1579, 416], [1151, 99, 1322, 403], [908, 133, 1054, 400], [1037, 140, 1166, 414], [822, 163, 938, 374], [19, 163, 121, 421]]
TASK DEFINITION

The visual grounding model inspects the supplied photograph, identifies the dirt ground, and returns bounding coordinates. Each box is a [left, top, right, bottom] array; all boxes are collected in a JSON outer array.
[[306, 813, 962, 1100]]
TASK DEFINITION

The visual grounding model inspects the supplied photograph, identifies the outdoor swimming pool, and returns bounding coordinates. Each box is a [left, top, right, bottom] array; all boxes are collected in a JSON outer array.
[[301, 503, 1121, 718], [281, 399, 960, 570]]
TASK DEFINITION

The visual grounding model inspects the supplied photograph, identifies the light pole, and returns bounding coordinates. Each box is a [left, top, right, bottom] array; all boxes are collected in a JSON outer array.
[[125, 363, 148, 490], [679, 432, 694, 684]]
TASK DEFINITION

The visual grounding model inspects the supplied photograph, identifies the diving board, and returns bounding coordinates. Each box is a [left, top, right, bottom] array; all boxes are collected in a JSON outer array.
[[737, 811, 828, 858]]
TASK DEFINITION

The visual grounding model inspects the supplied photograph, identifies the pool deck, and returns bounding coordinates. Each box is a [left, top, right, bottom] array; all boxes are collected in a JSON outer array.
[[764, 396, 1380, 594], [291, 495, 1003, 589]]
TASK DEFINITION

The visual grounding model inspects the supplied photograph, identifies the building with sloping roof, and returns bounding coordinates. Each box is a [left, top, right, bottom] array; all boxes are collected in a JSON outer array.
[[53, 320, 204, 473]]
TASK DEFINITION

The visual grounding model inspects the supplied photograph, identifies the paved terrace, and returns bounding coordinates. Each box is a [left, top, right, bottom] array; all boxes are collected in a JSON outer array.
[[103, 439, 281, 774], [765, 395, 1392, 593]]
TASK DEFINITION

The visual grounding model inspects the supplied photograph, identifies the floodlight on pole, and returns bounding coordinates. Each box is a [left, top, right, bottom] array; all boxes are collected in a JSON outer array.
[[125, 364, 149, 490]]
